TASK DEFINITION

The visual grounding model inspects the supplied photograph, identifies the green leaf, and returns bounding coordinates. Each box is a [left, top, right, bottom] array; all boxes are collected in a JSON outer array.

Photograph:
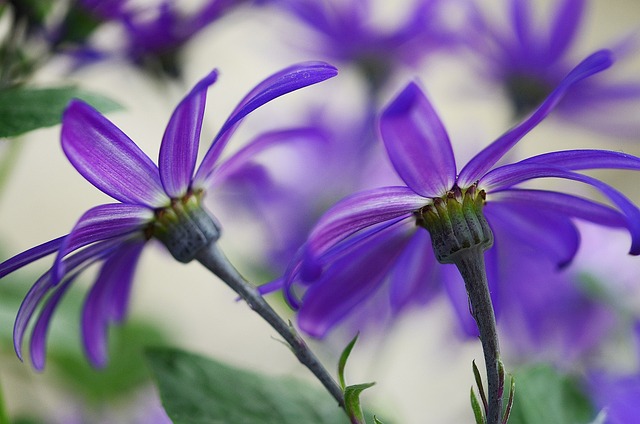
[[0, 86, 121, 137], [506, 364, 594, 424], [145, 347, 350, 424], [471, 387, 485, 424], [345, 382, 375, 424], [338, 333, 359, 390]]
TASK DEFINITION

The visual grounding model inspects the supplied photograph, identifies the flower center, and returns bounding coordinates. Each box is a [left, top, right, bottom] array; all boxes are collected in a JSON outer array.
[[505, 74, 552, 118], [149, 190, 221, 263], [415, 184, 493, 264]]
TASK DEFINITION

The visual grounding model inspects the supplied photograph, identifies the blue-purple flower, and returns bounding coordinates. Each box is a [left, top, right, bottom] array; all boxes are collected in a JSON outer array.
[[276, 50, 640, 338], [272, 0, 458, 91], [463, 0, 640, 136], [0, 61, 337, 369]]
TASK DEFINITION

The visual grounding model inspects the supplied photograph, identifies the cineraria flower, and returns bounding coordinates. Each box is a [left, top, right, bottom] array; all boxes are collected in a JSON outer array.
[[0, 61, 337, 370], [463, 0, 640, 136], [271, 0, 457, 92], [276, 50, 640, 340]]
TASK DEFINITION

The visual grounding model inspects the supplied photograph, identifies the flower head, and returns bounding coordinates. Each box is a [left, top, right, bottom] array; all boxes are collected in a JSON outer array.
[[463, 0, 640, 136], [277, 50, 640, 338], [0, 61, 337, 369]]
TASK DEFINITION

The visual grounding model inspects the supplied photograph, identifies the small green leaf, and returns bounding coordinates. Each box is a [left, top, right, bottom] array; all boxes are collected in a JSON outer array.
[[506, 364, 594, 424], [373, 416, 385, 424], [345, 382, 376, 424], [471, 387, 485, 424], [0, 86, 121, 137], [339, 334, 359, 390], [145, 347, 349, 424]]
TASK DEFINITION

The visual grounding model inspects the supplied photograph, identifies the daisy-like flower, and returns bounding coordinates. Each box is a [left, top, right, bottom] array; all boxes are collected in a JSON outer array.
[[277, 50, 640, 423], [0, 61, 337, 370], [272, 0, 457, 92], [464, 0, 640, 136]]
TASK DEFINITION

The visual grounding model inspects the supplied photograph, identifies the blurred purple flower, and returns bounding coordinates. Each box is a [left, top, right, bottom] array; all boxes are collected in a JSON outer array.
[[587, 370, 640, 424], [463, 0, 640, 136], [272, 0, 458, 91], [274, 50, 640, 338], [0, 62, 337, 370]]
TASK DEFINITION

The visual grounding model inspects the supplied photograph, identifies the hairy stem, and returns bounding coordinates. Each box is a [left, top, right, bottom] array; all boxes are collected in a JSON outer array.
[[455, 249, 501, 424], [195, 242, 345, 409]]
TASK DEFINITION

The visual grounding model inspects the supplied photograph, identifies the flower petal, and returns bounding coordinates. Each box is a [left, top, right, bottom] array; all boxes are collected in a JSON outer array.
[[457, 49, 613, 186], [547, 0, 586, 63], [304, 186, 425, 258], [486, 201, 580, 267], [61, 100, 167, 207], [297, 222, 412, 337], [0, 236, 65, 280], [388, 229, 440, 312], [82, 240, 145, 367], [13, 239, 121, 362], [517, 149, 640, 171], [193, 62, 338, 186], [52, 203, 152, 283], [159, 70, 218, 197], [379, 81, 456, 197], [29, 278, 74, 370]]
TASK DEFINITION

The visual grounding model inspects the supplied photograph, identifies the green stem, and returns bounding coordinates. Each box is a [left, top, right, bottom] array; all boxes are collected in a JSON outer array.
[[455, 249, 502, 424], [195, 242, 346, 410]]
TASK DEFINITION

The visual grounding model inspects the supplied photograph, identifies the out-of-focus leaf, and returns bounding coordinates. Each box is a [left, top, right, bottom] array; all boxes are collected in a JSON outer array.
[[0, 86, 121, 137], [506, 364, 594, 424], [145, 347, 349, 424]]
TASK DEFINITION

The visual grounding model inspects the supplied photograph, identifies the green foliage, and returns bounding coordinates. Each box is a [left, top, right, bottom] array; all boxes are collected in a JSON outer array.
[[506, 364, 594, 424], [145, 347, 350, 424], [0, 86, 120, 137]]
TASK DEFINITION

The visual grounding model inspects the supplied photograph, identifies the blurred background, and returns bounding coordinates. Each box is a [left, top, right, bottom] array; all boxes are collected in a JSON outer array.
[[0, 0, 639, 423]]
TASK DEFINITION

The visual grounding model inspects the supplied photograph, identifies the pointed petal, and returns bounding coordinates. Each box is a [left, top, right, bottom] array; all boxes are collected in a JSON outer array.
[[305, 186, 425, 258], [511, 0, 533, 51], [29, 278, 74, 370], [547, 0, 585, 62], [297, 222, 412, 337], [486, 201, 580, 267], [159, 70, 218, 197], [52, 203, 152, 283], [61, 100, 168, 207], [0, 236, 65, 280], [193, 62, 338, 186], [388, 229, 439, 312], [518, 149, 640, 171], [82, 240, 145, 367], [457, 49, 613, 186], [14, 240, 121, 361], [379, 82, 456, 197]]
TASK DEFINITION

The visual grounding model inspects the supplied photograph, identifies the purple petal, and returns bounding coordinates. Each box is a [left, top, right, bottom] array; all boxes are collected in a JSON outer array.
[[29, 278, 74, 370], [490, 189, 628, 228], [0, 236, 65, 280], [388, 229, 439, 312], [14, 239, 121, 361], [486, 201, 580, 267], [517, 149, 640, 171], [211, 127, 326, 184], [297, 222, 412, 337], [192, 62, 338, 186], [457, 49, 613, 186], [52, 203, 152, 283], [379, 81, 456, 197], [304, 186, 425, 258], [511, 0, 533, 51], [82, 240, 145, 367], [159, 70, 218, 197], [61, 100, 168, 207], [547, 0, 585, 62]]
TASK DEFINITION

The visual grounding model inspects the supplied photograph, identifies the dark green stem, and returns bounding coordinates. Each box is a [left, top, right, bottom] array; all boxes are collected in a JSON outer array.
[[455, 249, 501, 424], [195, 242, 346, 410]]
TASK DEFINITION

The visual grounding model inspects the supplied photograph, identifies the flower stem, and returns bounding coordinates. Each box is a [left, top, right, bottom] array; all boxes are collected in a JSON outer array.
[[455, 249, 502, 424], [195, 242, 345, 409]]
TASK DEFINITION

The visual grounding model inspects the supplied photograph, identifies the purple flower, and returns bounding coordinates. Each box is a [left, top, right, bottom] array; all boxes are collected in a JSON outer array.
[[587, 371, 640, 424], [276, 50, 640, 338], [272, 0, 457, 91], [463, 0, 640, 136], [0, 62, 337, 370]]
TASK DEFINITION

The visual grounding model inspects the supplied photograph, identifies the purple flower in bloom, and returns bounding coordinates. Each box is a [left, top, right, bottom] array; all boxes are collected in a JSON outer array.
[[272, 0, 457, 91], [276, 50, 640, 338], [463, 0, 640, 136], [0, 61, 337, 369]]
